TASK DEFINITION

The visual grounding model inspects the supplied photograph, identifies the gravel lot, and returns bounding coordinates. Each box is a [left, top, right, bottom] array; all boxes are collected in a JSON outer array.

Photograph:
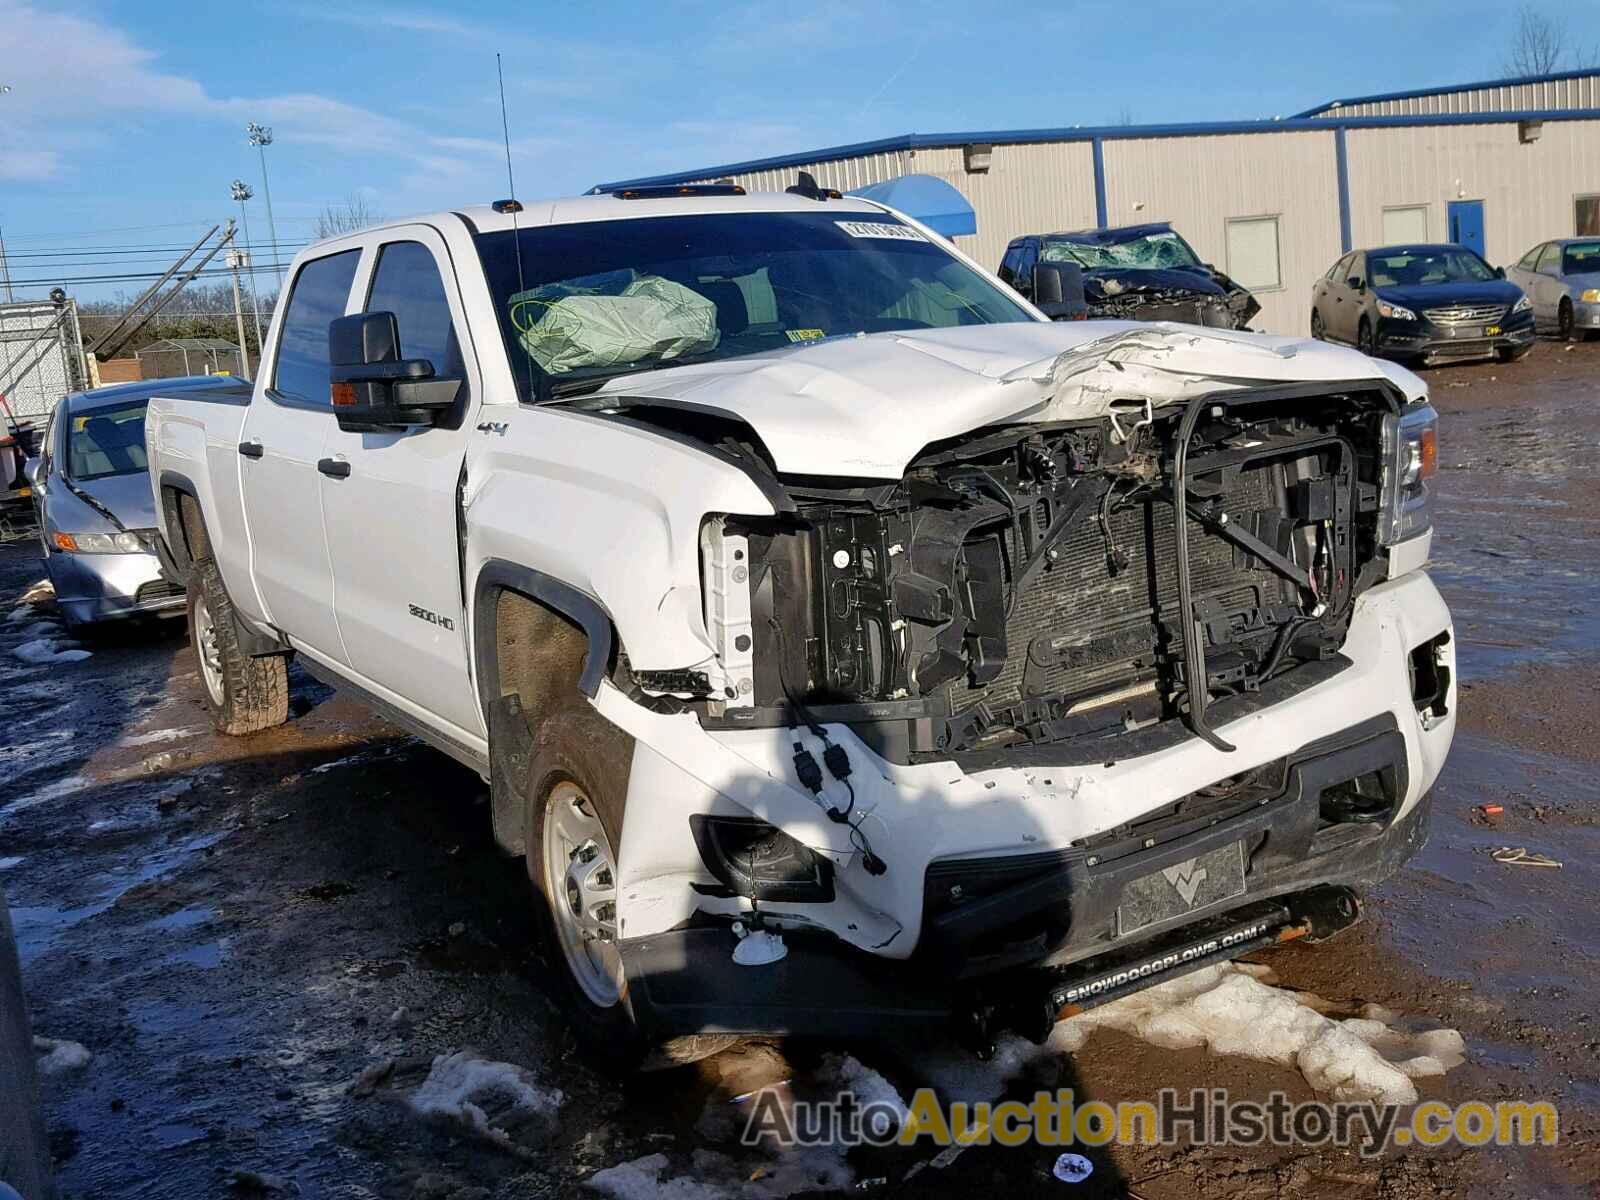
[[3, 340, 1599, 1199]]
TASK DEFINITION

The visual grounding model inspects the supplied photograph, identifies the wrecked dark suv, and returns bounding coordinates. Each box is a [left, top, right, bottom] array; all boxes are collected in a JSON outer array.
[[1000, 223, 1261, 329]]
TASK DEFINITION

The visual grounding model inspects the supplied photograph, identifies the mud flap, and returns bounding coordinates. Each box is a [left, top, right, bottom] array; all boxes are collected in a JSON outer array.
[[488, 693, 536, 854]]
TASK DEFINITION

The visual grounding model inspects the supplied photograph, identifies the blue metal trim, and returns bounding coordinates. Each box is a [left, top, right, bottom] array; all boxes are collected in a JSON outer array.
[[1335, 127, 1352, 253], [1091, 137, 1108, 228], [1293, 66, 1599, 118], [592, 107, 1600, 191]]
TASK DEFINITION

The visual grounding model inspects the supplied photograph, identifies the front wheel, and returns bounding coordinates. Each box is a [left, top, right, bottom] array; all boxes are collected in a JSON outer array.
[[1558, 299, 1576, 342], [1358, 317, 1378, 357], [187, 557, 288, 735], [1309, 309, 1325, 340]]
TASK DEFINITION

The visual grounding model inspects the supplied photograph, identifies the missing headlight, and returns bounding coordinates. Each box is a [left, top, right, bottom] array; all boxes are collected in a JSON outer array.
[[690, 815, 834, 902]]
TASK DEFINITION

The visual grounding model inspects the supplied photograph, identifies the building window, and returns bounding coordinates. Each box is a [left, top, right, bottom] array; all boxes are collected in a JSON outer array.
[[1225, 216, 1282, 292], [1577, 194, 1600, 237], [1382, 205, 1429, 245]]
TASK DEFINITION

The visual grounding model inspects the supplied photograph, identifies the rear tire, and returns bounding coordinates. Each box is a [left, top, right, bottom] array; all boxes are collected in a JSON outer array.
[[187, 557, 288, 736]]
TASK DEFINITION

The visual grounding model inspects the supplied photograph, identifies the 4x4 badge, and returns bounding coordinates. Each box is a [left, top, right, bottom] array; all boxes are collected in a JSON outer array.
[[1162, 858, 1208, 906]]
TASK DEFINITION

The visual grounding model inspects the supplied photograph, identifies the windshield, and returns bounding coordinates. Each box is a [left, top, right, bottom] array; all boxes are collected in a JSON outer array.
[[66, 400, 148, 481], [473, 211, 1034, 399], [1369, 249, 1495, 286], [1563, 242, 1600, 274], [1039, 230, 1202, 271]]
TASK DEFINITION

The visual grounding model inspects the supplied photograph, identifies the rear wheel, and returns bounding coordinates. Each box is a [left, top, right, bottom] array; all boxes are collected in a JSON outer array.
[[1558, 299, 1576, 342], [187, 557, 288, 735]]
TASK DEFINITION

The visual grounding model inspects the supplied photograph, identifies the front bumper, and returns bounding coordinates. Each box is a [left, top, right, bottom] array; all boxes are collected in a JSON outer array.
[[45, 549, 185, 625], [1378, 310, 1535, 361], [1573, 299, 1600, 330]]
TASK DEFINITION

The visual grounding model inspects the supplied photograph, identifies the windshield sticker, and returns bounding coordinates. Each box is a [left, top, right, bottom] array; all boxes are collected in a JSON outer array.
[[785, 328, 826, 342], [835, 220, 925, 242]]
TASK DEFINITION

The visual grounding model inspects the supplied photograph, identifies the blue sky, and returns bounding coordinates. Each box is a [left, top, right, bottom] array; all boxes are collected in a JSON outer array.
[[3, 0, 1599, 301]]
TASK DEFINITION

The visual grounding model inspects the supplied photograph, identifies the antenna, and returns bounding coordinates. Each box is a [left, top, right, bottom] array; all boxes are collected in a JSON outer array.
[[497, 54, 526, 298]]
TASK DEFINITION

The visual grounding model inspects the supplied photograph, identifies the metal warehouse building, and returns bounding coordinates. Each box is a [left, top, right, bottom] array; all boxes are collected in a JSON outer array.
[[598, 69, 1600, 336]]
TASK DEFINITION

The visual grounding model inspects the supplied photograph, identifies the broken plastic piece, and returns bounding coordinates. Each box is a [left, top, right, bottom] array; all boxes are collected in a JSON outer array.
[[731, 922, 789, 966], [1491, 846, 1561, 868]]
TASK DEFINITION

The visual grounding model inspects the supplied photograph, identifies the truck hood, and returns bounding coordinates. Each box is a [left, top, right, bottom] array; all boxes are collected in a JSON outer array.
[[1083, 266, 1227, 300], [594, 321, 1423, 479]]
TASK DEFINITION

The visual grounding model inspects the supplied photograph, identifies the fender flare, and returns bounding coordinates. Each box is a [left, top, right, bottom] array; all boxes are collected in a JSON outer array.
[[472, 559, 616, 718]]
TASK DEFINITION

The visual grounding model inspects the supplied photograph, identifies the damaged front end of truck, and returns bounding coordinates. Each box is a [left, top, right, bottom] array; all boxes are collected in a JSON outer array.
[[556, 322, 1453, 1052]]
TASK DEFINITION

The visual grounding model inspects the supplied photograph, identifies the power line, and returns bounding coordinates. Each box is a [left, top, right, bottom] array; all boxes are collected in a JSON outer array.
[[2, 262, 295, 287]]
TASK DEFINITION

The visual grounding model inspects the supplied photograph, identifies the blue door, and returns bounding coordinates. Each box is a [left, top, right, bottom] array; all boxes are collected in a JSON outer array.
[[1447, 200, 1486, 257]]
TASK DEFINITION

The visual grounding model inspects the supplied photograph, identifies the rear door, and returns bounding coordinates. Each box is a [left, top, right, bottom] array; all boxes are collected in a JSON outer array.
[[319, 226, 485, 739], [239, 247, 362, 664], [1507, 243, 1545, 318], [1534, 242, 1566, 325]]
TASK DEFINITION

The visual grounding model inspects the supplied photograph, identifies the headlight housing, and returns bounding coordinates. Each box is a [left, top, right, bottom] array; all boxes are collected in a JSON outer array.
[[53, 530, 143, 554], [1378, 300, 1417, 321], [1379, 402, 1437, 545], [1512, 294, 1531, 314], [1581, 289, 1600, 303]]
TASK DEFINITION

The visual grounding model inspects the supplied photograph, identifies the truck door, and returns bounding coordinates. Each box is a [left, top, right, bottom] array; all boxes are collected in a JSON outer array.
[[318, 228, 484, 739], [238, 247, 361, 665]]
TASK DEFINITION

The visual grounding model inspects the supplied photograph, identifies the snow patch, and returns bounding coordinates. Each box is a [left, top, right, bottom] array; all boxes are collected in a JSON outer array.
[[35, 1037, 92, 1075], [13, 638, 91, 665], [588, 1148, 852, 1200], [119, 727, 199, 747], [0, 855, 22, 870], [933, 962, 1463, 1107], [4, 773, 94, 814], [405, 1051, 563, 1146]]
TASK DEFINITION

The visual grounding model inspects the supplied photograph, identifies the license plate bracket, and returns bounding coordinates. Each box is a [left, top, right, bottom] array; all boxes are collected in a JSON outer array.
[[1117, 841, 1246, 935]]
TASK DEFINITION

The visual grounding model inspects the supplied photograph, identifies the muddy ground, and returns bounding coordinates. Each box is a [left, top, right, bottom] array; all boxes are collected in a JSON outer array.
[[4, 339, 1600, 1199]]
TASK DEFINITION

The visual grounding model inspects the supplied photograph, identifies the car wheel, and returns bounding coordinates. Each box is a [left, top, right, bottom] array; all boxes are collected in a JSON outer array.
[[523, 704, 655, 1072], [1309, 310, 1325, 340], [1558, 299, 1576, 342], [1358, 317, 1377, 357], [187, 557, 288, 736]]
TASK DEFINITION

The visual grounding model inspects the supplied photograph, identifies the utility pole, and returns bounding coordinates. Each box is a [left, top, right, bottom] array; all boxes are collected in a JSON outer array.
[[0, 225, 13, 303], [224, 221, 249, 377], [247, 123, 283, 291], [230, 179, 265, 351]]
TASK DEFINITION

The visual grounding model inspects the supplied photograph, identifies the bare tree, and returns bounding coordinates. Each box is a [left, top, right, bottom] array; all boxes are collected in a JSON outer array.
[[315, 193, 382, 239], [1503, 3, 1568, 74]]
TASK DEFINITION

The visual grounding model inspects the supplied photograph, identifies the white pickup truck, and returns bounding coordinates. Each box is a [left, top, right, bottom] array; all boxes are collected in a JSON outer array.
[[145, 183, 1455, 1066]]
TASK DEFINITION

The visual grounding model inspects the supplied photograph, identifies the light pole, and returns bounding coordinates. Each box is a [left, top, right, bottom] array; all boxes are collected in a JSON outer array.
[[246, 122, 283, 292], [230, 179, 265, 355]]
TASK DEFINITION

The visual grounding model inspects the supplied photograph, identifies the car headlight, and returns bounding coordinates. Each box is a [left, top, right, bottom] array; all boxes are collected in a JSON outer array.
[[1581, 289, 1600, 303], [1378, 301, 1417, 321], [53, 530, 143, 554], [1380, 402, 1437, 546], [1512, 294, 1531, 314], [690, 815, 834, 902]]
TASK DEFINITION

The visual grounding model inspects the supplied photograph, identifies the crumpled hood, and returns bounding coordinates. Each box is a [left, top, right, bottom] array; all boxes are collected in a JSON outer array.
[[1084, 266, 1227, 300], [68, 471, 158, 530], [595, 322, 1423, 479]]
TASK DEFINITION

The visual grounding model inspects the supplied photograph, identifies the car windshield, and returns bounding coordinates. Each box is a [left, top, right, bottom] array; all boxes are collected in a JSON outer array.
[[1038, 230, 1202, 271], [1369, 249, 1495, 286], [473, 210, 1034, 400], [66, 400, 148, 481], [1562, 242, 1600, 274]]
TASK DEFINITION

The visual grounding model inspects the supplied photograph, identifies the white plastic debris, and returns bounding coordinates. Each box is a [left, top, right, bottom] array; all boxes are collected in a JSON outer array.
[[34, 1037, 92, 1075], [13, 638, 92, 665], [1052, 1153, 1094, 1183], [732, 922, 788, 967], [406, 1051, 563, 1146]]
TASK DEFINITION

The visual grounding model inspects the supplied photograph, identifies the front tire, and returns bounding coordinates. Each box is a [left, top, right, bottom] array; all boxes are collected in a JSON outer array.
[[1558, 299, 1576, 342], [1358, 317, 1378, 357], [187, 557, 288, 735], [1309, 309, 1325, 340]]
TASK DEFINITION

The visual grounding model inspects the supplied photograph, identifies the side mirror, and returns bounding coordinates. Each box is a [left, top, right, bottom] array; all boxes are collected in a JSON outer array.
[[22, 457, 44, 490], [328, 312, 460, 433], [1494, 266, 1506, 279], [1348, 276, 1366, 292], [1032, 262, 1089, 321]]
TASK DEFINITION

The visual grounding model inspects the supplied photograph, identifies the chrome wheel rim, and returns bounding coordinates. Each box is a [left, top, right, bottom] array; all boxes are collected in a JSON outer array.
[[194, 595, 225, 707], [542, 780, 622, 1007]]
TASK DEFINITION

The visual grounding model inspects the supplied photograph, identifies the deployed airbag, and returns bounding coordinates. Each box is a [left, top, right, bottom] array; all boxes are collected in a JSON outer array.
[[513, 274, 719, 375]]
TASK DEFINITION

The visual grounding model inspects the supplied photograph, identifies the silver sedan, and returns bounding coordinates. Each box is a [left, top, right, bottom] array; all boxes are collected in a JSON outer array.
[[25, 376, 234, 627], [1504, 238, 1600, 341]]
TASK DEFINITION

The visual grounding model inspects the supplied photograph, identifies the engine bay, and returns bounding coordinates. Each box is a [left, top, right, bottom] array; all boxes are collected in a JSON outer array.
[[684, 384, 1396, 763]]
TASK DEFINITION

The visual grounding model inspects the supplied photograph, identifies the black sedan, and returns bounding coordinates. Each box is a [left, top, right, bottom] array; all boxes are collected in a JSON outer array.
[[1310, 244, 1534, 365]]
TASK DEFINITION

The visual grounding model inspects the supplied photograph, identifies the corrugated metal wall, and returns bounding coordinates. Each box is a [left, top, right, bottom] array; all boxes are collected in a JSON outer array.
[[1313, 72, 1600, 118], [1345, 120, 1600, 267], [684, 115, 1600, 337], [1099, 132, 1342, 336]]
